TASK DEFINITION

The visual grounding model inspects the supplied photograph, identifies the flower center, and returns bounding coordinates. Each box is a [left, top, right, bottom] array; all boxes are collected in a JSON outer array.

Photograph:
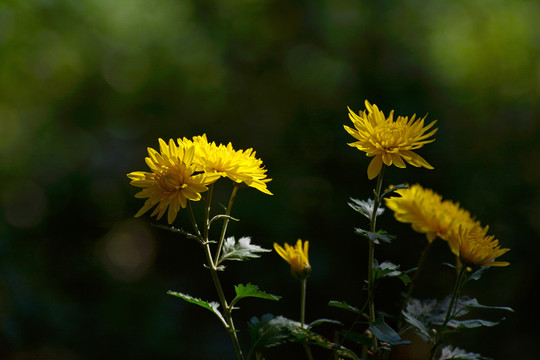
[[376, 122, 406, 148], [157, 165, 189, 192]]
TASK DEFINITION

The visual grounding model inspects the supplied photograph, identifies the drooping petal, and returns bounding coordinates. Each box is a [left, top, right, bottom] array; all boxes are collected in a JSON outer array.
[[367, 155, 383, 180]]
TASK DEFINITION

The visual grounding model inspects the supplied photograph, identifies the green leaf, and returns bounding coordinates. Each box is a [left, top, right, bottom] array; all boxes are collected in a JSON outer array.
[[354, 228, 395, 244], [403, 296, 511, 339], [370, 318, 410, 345], [402, 310, 432, 341], [373, 261, 411, 285], [340, 330, 373, 347], [328, 300, 366, 317], [247, 314, 300, 353], [448, 318, 504, 329], [348, 198, 384, 219], [218, 237, 271, 265], [439, 345, 490, 360], [380, 184, 408, 199], [167, 291, 226, 326], [231, 283, 280, 307], [467, 302, 514, 313], [291, 327, 360, 360], [467, 266, 489, 281], [153, 224, 199, 241], [308, 318, 343, 329], [402, 298, 440, 341], [209, 214, 240, 227]]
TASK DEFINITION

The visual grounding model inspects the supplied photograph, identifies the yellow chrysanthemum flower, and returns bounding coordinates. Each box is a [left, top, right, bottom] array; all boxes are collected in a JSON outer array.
[[344, 100, 438, 179], [454, 224, 510, 268], [274, 239, 311, 279], [127, 138, 220, 224], [189, 134, 273, 195], [385, 184, 477, 244]]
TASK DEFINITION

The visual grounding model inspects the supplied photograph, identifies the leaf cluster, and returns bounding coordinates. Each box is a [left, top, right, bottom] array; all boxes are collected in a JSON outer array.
[[247, 314, 357, 360], [403, 296, 513, 343]]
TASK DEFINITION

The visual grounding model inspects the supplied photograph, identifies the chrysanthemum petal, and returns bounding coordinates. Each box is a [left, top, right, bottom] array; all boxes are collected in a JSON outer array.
[[391, 153, 406, 168], [275, 239, 311, 279], [367, 155, 383, 180], [345, 101, 437, 179]]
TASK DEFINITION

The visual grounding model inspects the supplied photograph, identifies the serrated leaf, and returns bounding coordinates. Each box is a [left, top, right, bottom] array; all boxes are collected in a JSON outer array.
[[403, 298, 444, 341], [370, 318, 410, 345], [218, 236, 271, 265], [439, 345, 490, 360], [354, 228, 395, 244], [247, 314, 300, 353], [348, 198, 384, 219], [402, 309, 432, 341], [167, 291, 226, 325], [373, 261, 410, 285], [403, 296, 510, 339], [231, 283, 280, 307]]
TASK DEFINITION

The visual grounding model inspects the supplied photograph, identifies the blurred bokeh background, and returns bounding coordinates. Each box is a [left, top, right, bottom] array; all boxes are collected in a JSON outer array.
[[1, 0, 539, 359]]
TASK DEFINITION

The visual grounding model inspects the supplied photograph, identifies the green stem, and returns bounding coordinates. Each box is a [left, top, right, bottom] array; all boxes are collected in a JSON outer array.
[[429, 265, 467, 360], [442, 265, 467, 328], [328, 298, 370, 360], [189, 201, 245, 360], [214, 184, 240, 264], [204, 184, 215, 242], [187, 202, 202, 240], [367, 166, 385, 354], [300, 278, 307, 328], [399, 241, 433, 330], [300, 278, 314, 360]]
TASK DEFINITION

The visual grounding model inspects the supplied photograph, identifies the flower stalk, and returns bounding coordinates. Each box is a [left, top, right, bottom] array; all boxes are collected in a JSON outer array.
[[429, 265, 468, 360], [300, 278, 307, 328], [300, 278, 314, 360], [399, 241, 433, 330], [190, 192, 245, 360], [215, 184, 240, 263], [366, 166, 385, 353]]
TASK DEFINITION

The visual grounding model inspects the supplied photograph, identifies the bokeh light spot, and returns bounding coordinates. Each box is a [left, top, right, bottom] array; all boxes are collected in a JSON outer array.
[[98, 220, 156, 282], [2, 179, 48, 228]]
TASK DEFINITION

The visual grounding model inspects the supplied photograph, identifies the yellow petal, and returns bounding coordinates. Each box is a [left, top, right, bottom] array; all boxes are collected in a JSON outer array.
[[367, 155, 383, 180]]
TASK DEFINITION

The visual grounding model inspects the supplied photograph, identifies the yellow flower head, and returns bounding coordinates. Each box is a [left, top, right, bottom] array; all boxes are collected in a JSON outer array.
[[344, 100, 438, 179], [454, 224, 510, 268], [190, 134, 273, 195], [385, 184, 477, 244], [274, 239, 311, 279], [127, 138, 220, 224]]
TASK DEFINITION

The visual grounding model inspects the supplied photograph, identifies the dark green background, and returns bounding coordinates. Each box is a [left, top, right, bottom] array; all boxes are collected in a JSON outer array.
[[1, 0, 538, 359]]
